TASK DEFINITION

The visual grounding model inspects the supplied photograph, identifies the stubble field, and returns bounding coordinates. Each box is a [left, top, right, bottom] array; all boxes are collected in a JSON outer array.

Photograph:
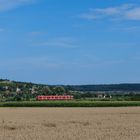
[[0, 107, 140, 140]]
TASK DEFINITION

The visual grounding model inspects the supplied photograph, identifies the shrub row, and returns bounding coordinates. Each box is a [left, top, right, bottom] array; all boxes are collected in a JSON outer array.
[[0, 101, 140, 107]]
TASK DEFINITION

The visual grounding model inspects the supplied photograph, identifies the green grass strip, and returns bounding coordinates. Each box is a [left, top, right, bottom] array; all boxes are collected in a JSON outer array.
[[0, 101, 140, 107]]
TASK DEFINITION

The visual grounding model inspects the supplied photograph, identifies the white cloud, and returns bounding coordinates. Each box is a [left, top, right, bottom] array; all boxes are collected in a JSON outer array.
[[80, 13, 97, 20], [125, 8, 140, 20], [113, 26, 140, 32], [94, 8, 120, 15], [0, 56, 62, 70], [80, 4, 140, 21], [0, 0, 35, 11], [33, 37, 79, 48]]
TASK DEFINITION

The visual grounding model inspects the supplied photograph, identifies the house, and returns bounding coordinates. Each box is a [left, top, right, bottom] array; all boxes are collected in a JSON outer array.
[[16, 87, 21, 94], [97, 94, 106, 98]]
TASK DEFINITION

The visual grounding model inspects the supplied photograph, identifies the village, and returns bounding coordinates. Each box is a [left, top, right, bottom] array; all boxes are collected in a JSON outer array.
[[0, 79, 113, 101]]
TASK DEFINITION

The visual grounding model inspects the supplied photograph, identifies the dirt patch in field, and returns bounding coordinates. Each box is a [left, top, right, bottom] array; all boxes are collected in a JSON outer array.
[[42, 123, 57, 128]]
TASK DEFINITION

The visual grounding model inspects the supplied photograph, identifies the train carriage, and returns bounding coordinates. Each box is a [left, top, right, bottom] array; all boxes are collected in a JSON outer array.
[[36, 95, 74, 101]]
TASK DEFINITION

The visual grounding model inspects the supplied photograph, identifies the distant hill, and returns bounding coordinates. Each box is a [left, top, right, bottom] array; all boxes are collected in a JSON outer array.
[[64, 84, 140, 92], [1, 79, 140, 92]]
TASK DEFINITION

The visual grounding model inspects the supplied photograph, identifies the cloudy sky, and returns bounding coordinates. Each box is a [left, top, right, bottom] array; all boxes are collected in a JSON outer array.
[[0, 0, 140, 84]]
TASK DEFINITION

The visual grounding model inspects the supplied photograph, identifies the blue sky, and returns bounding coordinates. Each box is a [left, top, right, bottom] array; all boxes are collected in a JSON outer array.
[[0, 0, 140, 84]]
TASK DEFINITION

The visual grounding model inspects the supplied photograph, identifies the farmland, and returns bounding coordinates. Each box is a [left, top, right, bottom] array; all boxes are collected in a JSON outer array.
[[0, 107, 140, 140]]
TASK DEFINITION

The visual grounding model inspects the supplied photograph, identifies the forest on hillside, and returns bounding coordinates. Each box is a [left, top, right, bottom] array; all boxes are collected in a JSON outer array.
[[65, 84, 140, 92]]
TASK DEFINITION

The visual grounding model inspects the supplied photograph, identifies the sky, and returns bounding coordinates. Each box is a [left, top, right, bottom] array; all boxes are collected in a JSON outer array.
[[0, 0, 140, 85]]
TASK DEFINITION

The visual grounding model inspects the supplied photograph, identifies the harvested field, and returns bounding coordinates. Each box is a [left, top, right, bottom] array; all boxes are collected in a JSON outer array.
[[0, 107, 140, 140]]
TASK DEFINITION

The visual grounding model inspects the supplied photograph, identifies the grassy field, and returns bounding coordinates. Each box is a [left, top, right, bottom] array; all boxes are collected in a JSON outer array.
[[0, 100, 140, 107], [0, 107, 140, 140]]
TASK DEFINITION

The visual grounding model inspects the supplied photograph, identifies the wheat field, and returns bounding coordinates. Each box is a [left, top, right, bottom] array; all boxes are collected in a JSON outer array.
[[0, 107, 140, 140]]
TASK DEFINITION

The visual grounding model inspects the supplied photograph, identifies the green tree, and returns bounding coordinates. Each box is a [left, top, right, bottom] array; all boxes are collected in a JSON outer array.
[[42, 86, 52, 95], [53, 86, 66, 95]]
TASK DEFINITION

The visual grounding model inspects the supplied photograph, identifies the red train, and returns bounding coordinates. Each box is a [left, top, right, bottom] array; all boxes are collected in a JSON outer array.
[[36, 95, 74, 101]]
